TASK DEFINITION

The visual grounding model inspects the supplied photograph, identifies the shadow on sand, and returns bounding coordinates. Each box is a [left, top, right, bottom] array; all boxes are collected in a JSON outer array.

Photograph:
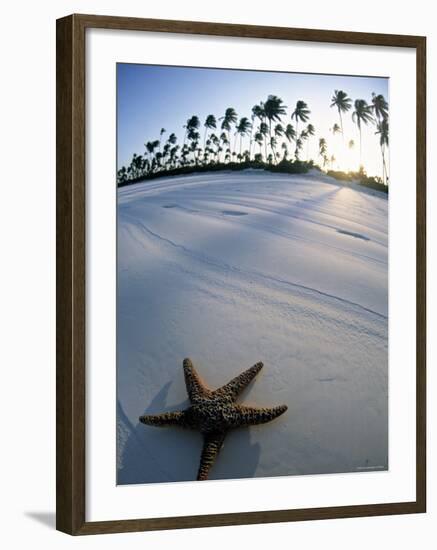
[[117, 382, 260, 485]]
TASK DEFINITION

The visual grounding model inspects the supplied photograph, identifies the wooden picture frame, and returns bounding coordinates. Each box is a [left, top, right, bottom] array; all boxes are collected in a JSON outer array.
[[56, 13, 426, 535]]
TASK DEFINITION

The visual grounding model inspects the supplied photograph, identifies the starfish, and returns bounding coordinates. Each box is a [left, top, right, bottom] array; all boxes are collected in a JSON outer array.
[[139, 358, 288, 481]]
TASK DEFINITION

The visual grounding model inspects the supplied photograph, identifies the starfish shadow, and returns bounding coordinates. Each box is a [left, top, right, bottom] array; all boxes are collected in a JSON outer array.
[[117, 383, 197, 484], [117, 381, 261, 484]]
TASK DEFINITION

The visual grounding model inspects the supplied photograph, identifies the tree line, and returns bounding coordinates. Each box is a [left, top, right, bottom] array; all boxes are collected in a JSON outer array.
[[117, 90, 389, 185]]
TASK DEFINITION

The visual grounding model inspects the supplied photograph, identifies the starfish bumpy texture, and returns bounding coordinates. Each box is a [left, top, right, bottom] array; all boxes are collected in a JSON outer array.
[[139, 358, 288, 481]]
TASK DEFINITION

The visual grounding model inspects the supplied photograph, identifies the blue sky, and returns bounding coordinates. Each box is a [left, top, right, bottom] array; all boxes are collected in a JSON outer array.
[[117, 63, 388, 176]]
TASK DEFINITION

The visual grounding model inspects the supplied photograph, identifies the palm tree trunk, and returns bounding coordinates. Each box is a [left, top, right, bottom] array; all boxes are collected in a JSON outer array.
[[339, 109, 344, 142], [294, 122, 299, 162], [339, 109, 347, 168], [381, 146, 385, 184], [359, 126, 362, 169], [381, 145, 388, 185], [295, 120, 299, 159]]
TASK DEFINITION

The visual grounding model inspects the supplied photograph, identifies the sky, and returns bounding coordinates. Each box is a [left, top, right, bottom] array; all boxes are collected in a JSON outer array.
[[117, 63, 388, 177]]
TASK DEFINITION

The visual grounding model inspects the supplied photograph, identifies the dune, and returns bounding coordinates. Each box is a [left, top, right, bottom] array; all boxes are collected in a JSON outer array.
[[116, 169, 388, 484]]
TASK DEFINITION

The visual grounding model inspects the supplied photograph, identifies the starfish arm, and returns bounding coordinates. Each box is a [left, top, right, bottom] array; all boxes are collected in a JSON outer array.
[[139, 410, 189, 428], [197, 432, 226, 481], [234, 404, 288, 426], [183, 358, 210, 402], [213, 362, 263, 401]]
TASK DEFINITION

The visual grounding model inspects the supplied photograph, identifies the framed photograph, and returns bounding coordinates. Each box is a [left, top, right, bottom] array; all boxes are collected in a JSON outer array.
[[56, 14, 426, 535]]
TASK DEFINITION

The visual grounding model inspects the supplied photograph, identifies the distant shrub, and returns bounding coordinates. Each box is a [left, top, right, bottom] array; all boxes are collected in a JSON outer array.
[[327, 170, 354, 182], [269, 159, 309, 174], [357, 168, 388, 193], [359, 176, 388, 193], [326, 169, 388, 193]]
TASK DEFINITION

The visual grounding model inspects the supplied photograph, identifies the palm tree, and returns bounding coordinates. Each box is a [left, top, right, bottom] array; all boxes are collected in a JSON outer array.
[[155, 151, 163, 170], [203, 115, 217, 150], [145, 140, 159, 172], [128, 153, 139, 178], [158, 128, 166, 154], [203, 139, 212, 164], [319, 138, 327, 169], [284, 123, 296, 155], [300, 130, 309, 160], [330, 90, 352, 139], [274, 123, 284, 138], [162, 142, 171, 169], [352, 99, 374, 168], [281, 142, 288, 161], [220, 131, 229, 163], [375, 118, 389, 184], [371, 93, 389, 122], [263, 95, 287, 161], [304, 123, 315, 160], [272, 124, 284, 164], [210, 134, 220, 162], [167, 133, 177, 145], [220, 108, 238, 155], [254, 132, 263, 159], [259, 122, 269, 161], [295, 138, 303, 161], [145, 141, 155, 157], [169, 145, 179, 168], [117, 166, 127, 184], [250, 104, 264, 160], [187, 128, 200, 164], [331, 123, 341, 136], [291, 99, 311, 159], [183, 116, 200, 147], [236, 117, 252, 159], [371, 93, 389, 183], [330, 123, 341, 166], [269, 136, 278, 161], [135, 161, 141, 177], [291, 101, 310, 135], [180, 144, 189, 166]]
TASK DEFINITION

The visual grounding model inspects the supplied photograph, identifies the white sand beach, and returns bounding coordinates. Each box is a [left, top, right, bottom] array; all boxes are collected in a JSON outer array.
[[116, 169, 388, 484]]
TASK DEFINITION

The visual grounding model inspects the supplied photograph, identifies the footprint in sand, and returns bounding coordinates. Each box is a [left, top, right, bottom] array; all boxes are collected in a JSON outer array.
[[222, 210, 248, 216], [337, 229, 370, 241]]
